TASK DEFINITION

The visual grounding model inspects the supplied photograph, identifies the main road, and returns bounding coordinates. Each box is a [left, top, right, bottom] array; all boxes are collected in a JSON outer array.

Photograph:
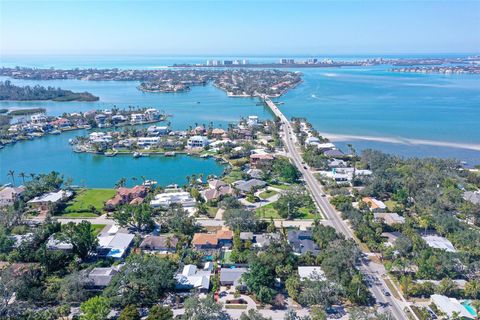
[[264, 98, 413, 320]]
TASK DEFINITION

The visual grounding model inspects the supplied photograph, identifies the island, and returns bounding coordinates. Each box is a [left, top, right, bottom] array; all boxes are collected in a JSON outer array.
[[391, 65, 480, 74], [0, 80, 99, 101], [0, 68, 302, 98]]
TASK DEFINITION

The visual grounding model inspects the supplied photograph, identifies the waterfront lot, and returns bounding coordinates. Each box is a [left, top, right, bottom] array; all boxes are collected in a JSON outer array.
[[62, 188, 115, 217]]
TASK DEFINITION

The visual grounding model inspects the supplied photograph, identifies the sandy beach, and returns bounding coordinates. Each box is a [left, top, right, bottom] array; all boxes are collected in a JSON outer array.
[[319, 132, 480, 152]]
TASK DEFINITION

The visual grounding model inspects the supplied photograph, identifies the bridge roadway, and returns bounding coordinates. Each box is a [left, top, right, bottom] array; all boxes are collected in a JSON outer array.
[[264, 97, 414, 320]]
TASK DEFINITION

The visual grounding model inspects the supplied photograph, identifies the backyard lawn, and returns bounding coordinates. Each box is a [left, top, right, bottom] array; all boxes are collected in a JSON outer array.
[[63, 188, 116, 216], [222, 170, 244, 184]]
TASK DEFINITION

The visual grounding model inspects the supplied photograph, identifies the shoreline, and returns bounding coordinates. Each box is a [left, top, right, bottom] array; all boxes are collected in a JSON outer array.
[[319, 132, 480, 152]]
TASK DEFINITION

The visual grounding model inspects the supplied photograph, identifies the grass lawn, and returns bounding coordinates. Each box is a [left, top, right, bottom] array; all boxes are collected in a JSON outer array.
[[222, 170, 244, 184], [256, 203, 281, 219], [206, 206, 219, 219], [221, 251, 234, 264], [269, 183, 291, 190], [256, 204, 316, 219], [385, 200, 398, 211], [298, 207, 316, 219], [258, 190, 278, 199], [60, 212, 99, 218], [91, 224, 106, 236], [63, 188, 116, 216]]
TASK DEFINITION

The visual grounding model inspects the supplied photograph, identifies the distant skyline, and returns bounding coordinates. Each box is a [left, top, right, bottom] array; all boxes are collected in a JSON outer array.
[[1, 0, 479, 56]]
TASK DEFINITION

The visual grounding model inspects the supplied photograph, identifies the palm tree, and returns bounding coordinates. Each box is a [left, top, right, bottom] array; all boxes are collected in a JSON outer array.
[[116, 177, 127, 188], [131, 177, 138, 185], [18, 172, 26, 185], [7, 170, 15, 186], [29, 173, 36, 180], [347, 143, 357, 180], [140, 176, 146, 185]]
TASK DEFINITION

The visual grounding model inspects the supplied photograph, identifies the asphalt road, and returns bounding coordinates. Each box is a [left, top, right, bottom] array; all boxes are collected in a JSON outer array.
[[264, 98, 411, 320]]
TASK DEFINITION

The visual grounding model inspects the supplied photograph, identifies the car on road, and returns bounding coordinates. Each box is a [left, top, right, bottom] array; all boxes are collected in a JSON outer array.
[[382, 289, 391, 296], [303, 166, 307, 169]]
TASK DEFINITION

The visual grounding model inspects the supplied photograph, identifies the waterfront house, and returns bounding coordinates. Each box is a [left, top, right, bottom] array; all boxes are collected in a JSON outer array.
[[144, 108, 161, 121], [323, 149, 345, 158], [137, 137, 160, 147], [175, 264, 211, 292], [139, 235, 179, 253], [130, 113, 145, 123], [149, 191, 196, 213], [105, 185, 148, 210], [201, 186, 233, 202], [0, 186, 25, 207], [247, 115, 259, 126], [50, 118, 71, 129], [249, 154, 274, 169], [219, 268, 248, 287], [187, 135, 210, 148], [211, 128, 226, 138], [147, 125, 170, 136], [233, 179, 267, 193], [28, 190, 73, 212]]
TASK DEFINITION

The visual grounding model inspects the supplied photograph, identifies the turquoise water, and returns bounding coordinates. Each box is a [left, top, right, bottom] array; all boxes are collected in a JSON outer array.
[[1, 55, 479, 187], [462, 300, 477, 316], [0, 129, 225, 188]]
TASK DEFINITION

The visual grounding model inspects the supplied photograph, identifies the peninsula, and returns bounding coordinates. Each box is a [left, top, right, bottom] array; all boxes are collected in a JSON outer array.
[[0, 80, 99, 102]]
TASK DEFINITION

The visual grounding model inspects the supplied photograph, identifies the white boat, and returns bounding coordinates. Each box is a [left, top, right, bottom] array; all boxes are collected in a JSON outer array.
[[50, 130, 61, 135], [105, 151, 118, 157], [143, 180, 157, 186], [164, 151, 176, 157], [133, 152, 142, 158]]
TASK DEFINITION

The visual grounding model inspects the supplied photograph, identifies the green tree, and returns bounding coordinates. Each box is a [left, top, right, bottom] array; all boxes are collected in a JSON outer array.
[[147, 305, 173, 320], [80, 296, 110, 320], [61, 221, 98, 260], [119, 305, 140, 320], [183, 296, 229, 320], [240, 309, 272, 320], [224, 209, 258, 231], [112, 203, 155, 232], [104, 254, 177, 307]]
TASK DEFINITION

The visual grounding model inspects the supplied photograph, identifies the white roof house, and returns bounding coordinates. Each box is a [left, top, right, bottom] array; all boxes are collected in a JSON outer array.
[[28, 190, 73, 205], [187, 136, 210, 148], [97, 233, 135, 259], [175, 264, 211, 291], [150, 191, 196, 213], [298, 266, 326, 281], [431, 294, 475, 319], [422, 235, 457, 252]]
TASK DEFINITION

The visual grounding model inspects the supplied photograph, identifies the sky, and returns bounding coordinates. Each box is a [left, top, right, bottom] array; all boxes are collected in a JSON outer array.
[[0, 0, 479, 56]]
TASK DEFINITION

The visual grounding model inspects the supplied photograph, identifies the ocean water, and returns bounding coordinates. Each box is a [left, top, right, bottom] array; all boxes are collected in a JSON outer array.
[[0, 55, 479, 187]]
